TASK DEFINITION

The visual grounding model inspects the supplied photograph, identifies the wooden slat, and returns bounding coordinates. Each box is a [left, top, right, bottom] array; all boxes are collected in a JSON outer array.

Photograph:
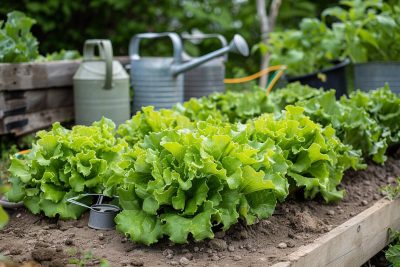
[[0, 56, 130, 91], [0, 88, 73, 119], [0, 107, 73, 135], [0, 60, 80, 90], [271, 198, 400, 267]]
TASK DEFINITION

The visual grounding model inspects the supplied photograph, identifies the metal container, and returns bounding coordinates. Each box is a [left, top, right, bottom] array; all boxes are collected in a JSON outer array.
[[182, 33, 228, 101], [67, 194, 120, 230], [73, 39, 130, 125], [129, 32, 249, 112], [354, 62, 400, 93]]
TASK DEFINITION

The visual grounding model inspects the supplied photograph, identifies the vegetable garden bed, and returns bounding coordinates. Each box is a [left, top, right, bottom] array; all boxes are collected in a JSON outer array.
[[1, 156, 399, 266]]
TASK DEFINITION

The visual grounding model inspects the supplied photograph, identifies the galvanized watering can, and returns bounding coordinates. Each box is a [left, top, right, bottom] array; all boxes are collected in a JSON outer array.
[[73, 39, 130, 126], [182, 33, 229, 101], [129, 32, 249, 112]]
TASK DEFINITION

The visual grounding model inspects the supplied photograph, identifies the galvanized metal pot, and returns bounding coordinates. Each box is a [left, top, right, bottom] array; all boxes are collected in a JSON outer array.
[[130, 32, 249, 112], [67, 194, 120, 230], [73, 39, 130, 125], [354, 62, 400, 93]]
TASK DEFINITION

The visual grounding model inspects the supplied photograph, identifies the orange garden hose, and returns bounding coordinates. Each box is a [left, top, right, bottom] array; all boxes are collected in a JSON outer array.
[[224, 65, 287, 95], [17, 149, 31, 155]]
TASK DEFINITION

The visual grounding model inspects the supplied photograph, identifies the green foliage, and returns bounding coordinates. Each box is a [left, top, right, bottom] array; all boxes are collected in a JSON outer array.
[[10, 82, 400, 245], [115, 105, 358, 244], [0, 181, 8, 229], [36, 49, 80, 62], [178, 83, 400, 165], [0, 206, 7, 229], [267, 18, 345, 76], [0, 11, 39, 62], [116, 121, 286, 244], [117, 106, 192, 147], [382, 177, 400, 201], [247, 106, 360, 202], [386, 229, 400, 267], [0, 1, 339, 75], [174, 89, 276, 123], [267, 0, 400, 76], [323, 0, 400, 62], [7, 118, 128, 219]]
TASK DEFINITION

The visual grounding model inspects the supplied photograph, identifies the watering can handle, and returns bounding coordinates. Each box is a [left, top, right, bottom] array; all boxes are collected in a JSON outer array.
[[181, 33, 228, 61], [129, 32, 183, 63], [67, 193, 119, 211], [83, 39, 113, 90]]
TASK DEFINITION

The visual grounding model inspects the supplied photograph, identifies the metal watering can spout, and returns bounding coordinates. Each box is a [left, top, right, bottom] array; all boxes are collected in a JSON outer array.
[[171, 34, 249, 76]]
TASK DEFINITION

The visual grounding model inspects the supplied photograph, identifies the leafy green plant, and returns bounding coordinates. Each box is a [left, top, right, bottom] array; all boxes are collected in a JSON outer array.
[[323, 0, 400, 62], [7, 118, 128, 219], [115, 104, 360, 244], [117, 106, 192, 147], [115, 120, 288, 245], [0, 184, 8, 229], [0, 11, 39, 62], [36, 49, 80, 62], [386, 229, 400, 267], [267, 18, 345, 77], [382, 177, 400, 201]]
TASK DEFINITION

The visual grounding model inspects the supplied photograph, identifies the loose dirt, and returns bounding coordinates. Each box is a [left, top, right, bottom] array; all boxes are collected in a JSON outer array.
[[1, 156, 399, 267]]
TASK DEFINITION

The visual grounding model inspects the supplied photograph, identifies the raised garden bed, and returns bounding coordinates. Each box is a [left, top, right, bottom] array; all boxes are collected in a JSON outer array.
[[0, 60, 78, 136], [1, 155, 399, 266]]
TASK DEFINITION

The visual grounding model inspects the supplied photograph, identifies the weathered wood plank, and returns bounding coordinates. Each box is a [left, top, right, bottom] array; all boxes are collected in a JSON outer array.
[[271, 198, 400, 267], [0, 107, 73, 135], [0, 60, 80, 90], [0, 56, 130, 91], [0, 88, 73, 119]]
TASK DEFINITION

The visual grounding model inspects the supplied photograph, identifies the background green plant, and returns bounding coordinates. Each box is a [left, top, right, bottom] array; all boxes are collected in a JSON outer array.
[[323, 0, 400, 62], [0, 0, 338, 75]]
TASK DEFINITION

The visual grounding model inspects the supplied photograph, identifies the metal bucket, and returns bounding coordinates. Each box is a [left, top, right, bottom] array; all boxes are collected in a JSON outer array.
[[354, 62, 400, 93], [67, 194, 120, 230], [182, 33, 227, 100]]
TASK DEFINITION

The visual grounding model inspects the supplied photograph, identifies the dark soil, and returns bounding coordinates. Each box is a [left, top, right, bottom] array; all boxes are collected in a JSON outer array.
[[1, 157, 399, 267]]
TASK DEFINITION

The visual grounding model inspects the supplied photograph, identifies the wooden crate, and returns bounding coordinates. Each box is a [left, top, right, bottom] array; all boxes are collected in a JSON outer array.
[[0, 57, 130, 136], [271, 198, 400, 267]]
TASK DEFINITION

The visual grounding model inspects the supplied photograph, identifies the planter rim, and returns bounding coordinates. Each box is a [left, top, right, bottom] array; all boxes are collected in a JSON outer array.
[[0, 59, 81, 66], [288, 58, 350, 81], [354, 61, 400, 67]]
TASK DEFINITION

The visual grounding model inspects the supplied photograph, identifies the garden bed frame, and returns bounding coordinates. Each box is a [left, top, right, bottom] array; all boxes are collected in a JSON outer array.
[[0, 57, 129, 136], [272, 198, 400, 267]]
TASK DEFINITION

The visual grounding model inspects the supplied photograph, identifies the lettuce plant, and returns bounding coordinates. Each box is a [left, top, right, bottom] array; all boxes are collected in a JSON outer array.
[[115, 121, 288, 245], [7, 118, 127, 219], [0, 11, 39, 62]]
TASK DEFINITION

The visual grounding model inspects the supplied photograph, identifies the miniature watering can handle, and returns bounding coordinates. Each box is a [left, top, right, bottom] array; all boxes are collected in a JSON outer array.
[[67, 193, 119, 211], [181, 33, 228, 61], [129, 32, 183, 63], [83, 39, 113, 90]]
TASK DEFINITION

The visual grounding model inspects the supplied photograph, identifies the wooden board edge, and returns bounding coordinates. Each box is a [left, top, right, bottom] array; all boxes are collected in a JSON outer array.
[[0, 56, 129, 91], [270, 198, 400, 267], [0, 107, 74, 136]]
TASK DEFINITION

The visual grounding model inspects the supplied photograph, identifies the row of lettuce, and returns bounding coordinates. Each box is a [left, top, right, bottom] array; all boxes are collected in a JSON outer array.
[[6, 83, 400, 245]]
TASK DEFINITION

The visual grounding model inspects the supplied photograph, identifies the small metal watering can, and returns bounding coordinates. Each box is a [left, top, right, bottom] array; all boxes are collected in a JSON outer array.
[[182, 32, 230, 101], [129, 32, 249, 112], [67, 194, 120, 230], [73, 39, 130, 125]]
